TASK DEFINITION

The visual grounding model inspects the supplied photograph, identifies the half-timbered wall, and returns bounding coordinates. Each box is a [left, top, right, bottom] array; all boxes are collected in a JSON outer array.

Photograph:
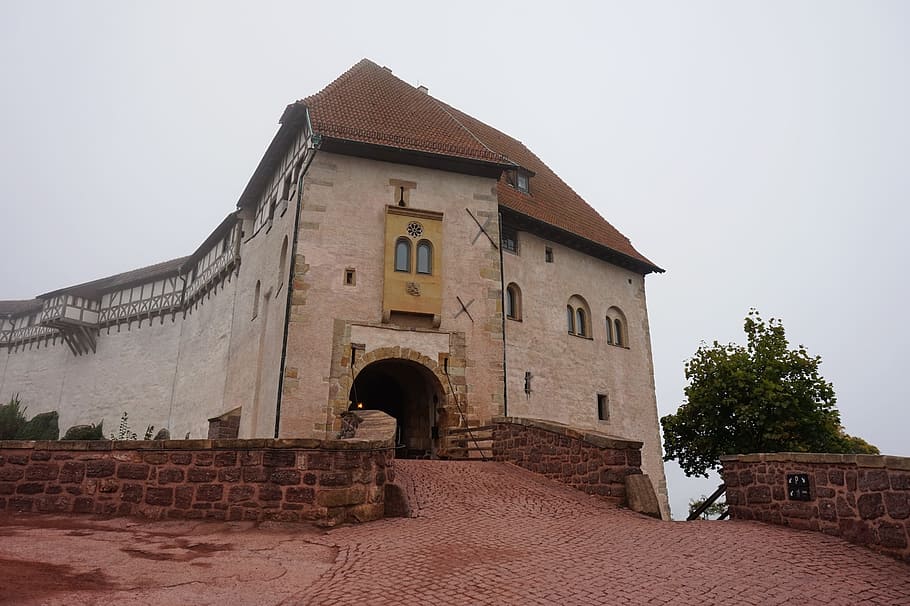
[[252, 128, 309, 238], [100, 277, 184, 325], [0, 121, 309, 441]]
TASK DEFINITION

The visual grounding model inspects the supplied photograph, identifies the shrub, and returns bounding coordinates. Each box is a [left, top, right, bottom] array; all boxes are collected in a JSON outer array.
[[63, 422, 105, 440], [0, 394, 28, 440], [15, 411, 60, 440]]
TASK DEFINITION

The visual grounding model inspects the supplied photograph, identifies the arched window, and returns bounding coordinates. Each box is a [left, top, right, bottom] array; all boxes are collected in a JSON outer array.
[[394, 238, 411, 272], [606, 306, 628, 348], [252, 280, 261, 319], [506, 283, 522, 320], [416, 240, 433, 275], [278, 236, 288, 291], [567, 295, 591, 338], [576, 308, 587, 337]]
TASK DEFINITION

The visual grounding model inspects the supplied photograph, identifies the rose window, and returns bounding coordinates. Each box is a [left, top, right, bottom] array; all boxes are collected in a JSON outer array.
[[406, 222, 424, 238]]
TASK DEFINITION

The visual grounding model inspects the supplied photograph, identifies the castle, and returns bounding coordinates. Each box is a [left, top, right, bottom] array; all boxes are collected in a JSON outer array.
[[0, 59, 669, 514]]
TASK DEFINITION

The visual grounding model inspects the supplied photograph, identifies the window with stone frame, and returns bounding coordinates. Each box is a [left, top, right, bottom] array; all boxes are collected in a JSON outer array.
[[501, 225, 519, 254], [566, 295, 591, 338], [416, 240, 433, 275], [506, 283, 522, 321], [394, 238, 411, 272], [597, 393, 610, 421], [606, 306, 629, 348]]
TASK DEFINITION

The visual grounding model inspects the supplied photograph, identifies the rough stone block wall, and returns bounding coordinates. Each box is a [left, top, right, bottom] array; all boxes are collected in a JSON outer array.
[[0, 437, 393, 527], [722, 453, 910, 562], [207, 414, 241, 439], [492, 417, 643, 506]]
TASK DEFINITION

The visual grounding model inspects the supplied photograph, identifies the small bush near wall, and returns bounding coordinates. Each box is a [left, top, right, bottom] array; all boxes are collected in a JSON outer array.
[[722, 453, 910, 562], [63, 423, 105, 441], [15, 411, 59, 441]]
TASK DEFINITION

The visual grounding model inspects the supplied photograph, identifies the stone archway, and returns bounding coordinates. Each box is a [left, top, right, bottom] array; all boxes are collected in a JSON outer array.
[[348, 357, 446, 458]]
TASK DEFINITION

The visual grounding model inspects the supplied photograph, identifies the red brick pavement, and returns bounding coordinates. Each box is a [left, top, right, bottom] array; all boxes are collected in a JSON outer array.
[[300, 461, 910, 606], [1, 460, 908, 605]]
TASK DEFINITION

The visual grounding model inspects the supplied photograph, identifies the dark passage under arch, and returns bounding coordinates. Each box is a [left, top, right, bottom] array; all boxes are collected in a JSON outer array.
[[349, 358, 444, 458]]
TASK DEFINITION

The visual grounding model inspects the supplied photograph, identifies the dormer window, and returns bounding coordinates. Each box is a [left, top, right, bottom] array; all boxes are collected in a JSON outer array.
[[516, 171, 529, 194]]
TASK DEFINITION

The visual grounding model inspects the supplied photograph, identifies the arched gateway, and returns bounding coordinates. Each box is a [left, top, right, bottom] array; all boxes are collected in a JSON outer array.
[[349, 357, 447, 458], [348, 355, 455, 458]]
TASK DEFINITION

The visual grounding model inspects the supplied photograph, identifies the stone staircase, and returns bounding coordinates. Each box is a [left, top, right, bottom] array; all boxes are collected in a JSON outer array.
[[442, 424, 494, 460]]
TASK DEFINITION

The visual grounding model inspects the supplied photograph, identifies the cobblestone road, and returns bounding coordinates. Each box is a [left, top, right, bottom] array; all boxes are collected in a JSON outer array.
[[1, 460, 908, 605], [302, 461, 910, 605]]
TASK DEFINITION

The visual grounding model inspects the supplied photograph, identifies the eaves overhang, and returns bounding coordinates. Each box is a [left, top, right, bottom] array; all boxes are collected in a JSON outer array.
[[318, 135, 516, 179], [499, 207, 665, 275]]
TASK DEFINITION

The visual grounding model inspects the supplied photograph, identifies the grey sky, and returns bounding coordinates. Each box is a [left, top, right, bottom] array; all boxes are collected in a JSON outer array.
[[2, 1, 908, 519]]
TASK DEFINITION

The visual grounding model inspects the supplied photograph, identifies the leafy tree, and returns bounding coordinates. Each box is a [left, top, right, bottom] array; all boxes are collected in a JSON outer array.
[[688, 495, 727, 520], [662, 310, 877, 477]]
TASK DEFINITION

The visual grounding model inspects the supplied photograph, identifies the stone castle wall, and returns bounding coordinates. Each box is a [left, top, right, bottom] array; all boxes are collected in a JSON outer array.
[[722, 453, 910, 562], [492, 417, 645, 508], [0, 412, 396, 526], [280, 153, 505, 438], [502, 229, 669, 517]]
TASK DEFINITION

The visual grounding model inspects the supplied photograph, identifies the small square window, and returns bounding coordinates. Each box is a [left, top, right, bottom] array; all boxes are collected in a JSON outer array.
[[344, 268, 356, 286], [597, 394, 609, 421], [545, 247, 553, 263]]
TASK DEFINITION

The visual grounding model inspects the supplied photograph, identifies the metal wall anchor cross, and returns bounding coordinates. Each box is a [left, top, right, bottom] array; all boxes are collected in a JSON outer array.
[[454, 296, 475, 323], [465, 208, 498, 249]]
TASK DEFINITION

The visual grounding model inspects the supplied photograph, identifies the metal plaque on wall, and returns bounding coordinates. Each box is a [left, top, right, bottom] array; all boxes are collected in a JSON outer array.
[[787, 473, 811, 501]]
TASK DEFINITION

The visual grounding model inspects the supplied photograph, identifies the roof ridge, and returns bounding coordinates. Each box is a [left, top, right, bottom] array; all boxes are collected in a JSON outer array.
[[300, 58, 378, 106], [38, 255, 190, 299]]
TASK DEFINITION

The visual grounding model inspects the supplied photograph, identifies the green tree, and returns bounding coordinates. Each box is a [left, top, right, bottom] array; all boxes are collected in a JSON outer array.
[[688, 495, 727, 520], [662, 310, 877, 477]]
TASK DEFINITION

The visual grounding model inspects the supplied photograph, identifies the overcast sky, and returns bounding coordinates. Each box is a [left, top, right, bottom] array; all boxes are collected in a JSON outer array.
[[2, 1, 908, 519]]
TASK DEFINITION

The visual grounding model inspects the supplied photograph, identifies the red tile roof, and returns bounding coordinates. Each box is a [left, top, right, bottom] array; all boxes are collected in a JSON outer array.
[[0, 299, 44, 318], [38, 256, 188, 299], [296, 59, 660, 273]]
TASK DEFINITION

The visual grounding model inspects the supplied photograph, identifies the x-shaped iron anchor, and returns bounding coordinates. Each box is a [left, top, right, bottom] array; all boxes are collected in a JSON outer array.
[[455, 296, 475, 323], [466, 208, 498, 249]]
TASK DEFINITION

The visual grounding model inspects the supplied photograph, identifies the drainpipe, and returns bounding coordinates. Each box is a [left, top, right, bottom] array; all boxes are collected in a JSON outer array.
[[274, 130, 319, 438], [498, 211, 508, 418]]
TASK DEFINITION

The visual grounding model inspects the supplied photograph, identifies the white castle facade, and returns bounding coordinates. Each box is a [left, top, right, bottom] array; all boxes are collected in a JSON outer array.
[[0, 60, 670, 516]]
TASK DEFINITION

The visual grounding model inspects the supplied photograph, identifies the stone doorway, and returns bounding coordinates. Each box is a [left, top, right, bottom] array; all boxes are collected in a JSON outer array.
[[348, 358, 445, 458]]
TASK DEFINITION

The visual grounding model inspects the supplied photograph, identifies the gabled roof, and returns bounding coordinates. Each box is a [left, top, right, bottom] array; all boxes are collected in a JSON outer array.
[[290, 59, 661, 273], [38, 256, 188, 300], [0, 299, 43, 318]]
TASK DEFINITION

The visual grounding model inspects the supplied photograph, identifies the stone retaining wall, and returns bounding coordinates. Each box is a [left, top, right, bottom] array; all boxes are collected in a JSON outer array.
[[492, 417, 644, 507], [0, 410, 396, 527], [721, 453, 910, 561]]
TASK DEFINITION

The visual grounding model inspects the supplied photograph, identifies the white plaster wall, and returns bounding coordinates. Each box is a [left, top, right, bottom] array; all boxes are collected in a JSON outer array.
[[0, 316, 183, 439], [169, 278, 237, 439], [281, 152, 504, 437], [503, 230, 670, 517], [225, 192, 296, 438]]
